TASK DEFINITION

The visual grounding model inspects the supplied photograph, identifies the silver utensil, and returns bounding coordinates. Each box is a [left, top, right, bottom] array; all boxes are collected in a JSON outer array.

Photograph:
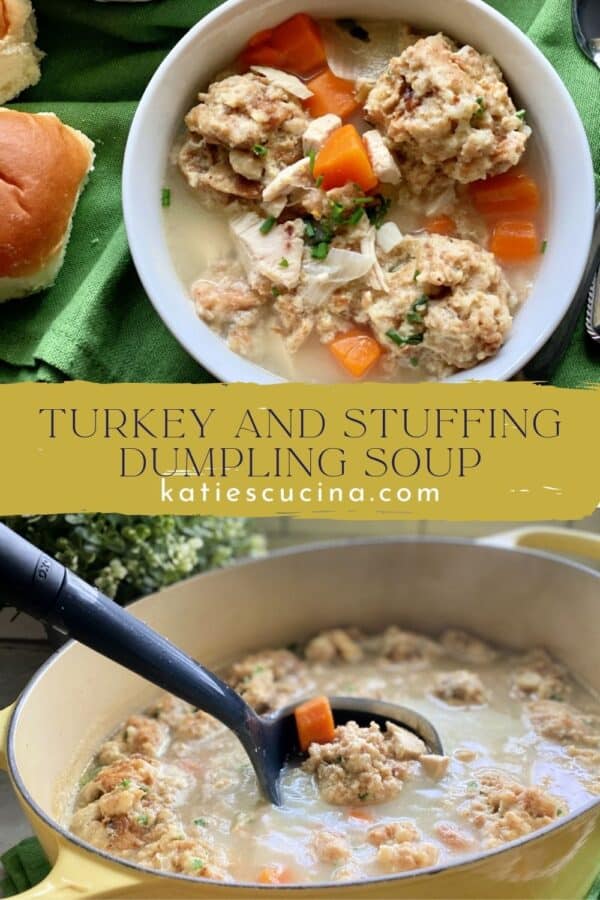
[[573, 0, 600, 344], [580, 204, 600, 346], [573, 0, 600, 68]]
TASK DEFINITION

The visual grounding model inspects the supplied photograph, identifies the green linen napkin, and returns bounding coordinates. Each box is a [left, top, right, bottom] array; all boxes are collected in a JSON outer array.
[[0, 0, 598, 385], [0, 838, 50, 897]]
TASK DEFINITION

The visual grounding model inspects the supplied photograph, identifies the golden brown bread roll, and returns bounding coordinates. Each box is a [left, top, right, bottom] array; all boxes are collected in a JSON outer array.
[[0, 109, 95, 302], [0, 0, 43, 103]]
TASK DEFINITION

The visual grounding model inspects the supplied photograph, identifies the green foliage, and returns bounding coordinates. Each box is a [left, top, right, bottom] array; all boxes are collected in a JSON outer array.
[[3, 515, 266, 605]]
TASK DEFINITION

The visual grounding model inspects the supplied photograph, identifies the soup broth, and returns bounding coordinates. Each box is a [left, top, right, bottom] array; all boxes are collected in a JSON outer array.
[[69, 627, 600, 886]]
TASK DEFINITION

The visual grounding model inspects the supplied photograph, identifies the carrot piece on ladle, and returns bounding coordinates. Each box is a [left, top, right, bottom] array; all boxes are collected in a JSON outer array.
[[294, 695, 336, 752]]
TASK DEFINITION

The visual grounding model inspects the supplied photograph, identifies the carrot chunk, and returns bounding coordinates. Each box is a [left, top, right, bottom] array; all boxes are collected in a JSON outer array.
[[313, 125, 378, 192], [246, 27, 274, 48], [269, 13, 326, 76], [239, 44, 287, 70], [295, 695, 336, 752], [257, 865, 294, 885], [329, 328, 382, 378], [347, 807, 374, 821], [490, 219, 539, 263], [469, 171, 540, 217], [306, 67, 359, 119], [241, 14, 326, 77], [424, 214, 456, 236]]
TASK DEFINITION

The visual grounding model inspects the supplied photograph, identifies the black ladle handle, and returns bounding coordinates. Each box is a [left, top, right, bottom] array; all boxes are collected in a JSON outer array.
[[0, 523, 271, 788]]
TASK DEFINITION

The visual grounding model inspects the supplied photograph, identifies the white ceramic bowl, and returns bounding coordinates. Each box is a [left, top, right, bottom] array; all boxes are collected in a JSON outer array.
[[123, 0, 595, 384]]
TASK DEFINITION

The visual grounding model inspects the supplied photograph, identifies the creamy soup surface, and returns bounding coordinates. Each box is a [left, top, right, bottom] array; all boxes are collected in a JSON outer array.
[[164, 15, 547, 383], [69, 627, 600, 886]]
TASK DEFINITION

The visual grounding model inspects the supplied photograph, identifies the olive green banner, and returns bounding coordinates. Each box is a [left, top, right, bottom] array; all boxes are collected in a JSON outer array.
[[0, 382, 598, 520]]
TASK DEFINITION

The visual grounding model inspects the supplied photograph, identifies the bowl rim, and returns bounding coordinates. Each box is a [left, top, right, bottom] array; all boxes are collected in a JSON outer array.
[[7, 536, 600, 891], [122, 0, 596, 385]]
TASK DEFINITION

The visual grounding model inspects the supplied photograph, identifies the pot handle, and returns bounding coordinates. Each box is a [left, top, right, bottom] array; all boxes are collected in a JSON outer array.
[[0, 703, 14, 771], [478, 526, 600, 563], [7, 843, 138, 899], [1, 707, 136, 897]]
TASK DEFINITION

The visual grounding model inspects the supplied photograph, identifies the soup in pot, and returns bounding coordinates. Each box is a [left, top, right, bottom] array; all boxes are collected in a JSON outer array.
[[69, 627, 600, 885], [164, 14, 547, 382]]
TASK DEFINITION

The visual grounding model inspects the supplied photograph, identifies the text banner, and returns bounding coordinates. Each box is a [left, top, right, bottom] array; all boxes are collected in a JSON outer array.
[[0, 382, 598, 520]]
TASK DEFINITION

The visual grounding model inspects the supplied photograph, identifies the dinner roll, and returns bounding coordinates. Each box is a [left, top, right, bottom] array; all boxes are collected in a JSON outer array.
[[0, 109, 95, 302], [0, 0, 43, 104]]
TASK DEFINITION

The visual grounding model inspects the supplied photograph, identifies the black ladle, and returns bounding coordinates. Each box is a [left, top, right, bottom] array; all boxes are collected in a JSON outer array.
[[0, 523, 443, 805]]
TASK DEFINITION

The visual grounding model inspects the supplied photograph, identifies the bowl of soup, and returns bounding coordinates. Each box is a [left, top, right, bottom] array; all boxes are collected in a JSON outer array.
[[123, 0, 594, 384], [2, 532, 600, 897]]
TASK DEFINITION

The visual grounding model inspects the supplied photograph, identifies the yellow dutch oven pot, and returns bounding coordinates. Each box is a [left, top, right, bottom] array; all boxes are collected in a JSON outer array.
[[1, 528, 600, 899]]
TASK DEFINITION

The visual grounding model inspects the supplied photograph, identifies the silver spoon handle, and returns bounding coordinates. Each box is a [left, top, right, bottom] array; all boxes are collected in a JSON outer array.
[[584, 204, 600, 343], [586, 270, 600, 343]]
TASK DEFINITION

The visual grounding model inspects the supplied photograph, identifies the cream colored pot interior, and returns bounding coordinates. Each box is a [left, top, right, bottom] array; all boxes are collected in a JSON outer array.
[[10, 539, 600, 831]]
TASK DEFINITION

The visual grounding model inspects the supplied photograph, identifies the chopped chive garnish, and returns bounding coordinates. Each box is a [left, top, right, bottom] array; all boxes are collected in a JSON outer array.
[[365, 194, 391, 228], [137, 814, 149, 826], [516, 109, 527, 120], [407, 294, 429, 324], [252, 144, 267, 157], [331, 201, 345, 223], [348, 207, 364, 226], [413, 269, 421, 283], [161, 188, 171, 208], [541, 240, 548, 254], [307, 147, 316, 173], [279, 257, 289, 268], [119, 779, 131, 789], [410, 356, 420, 367], [194, 817, 207, 827], [315, 174, 324, 188], [473, 97, 486, 117], [386, 329, 424, 346], [271, 286, 281, 297], [191, 858, 205, 871], [260, 216, 276, 235], [312, 242, 330, 260]]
